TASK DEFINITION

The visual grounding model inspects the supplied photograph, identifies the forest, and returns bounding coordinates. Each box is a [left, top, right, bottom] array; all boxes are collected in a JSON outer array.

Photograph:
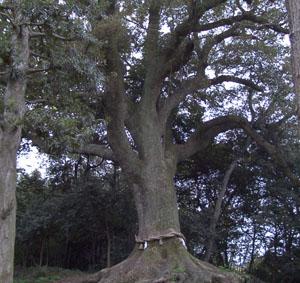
[[1, 0, 300, 283]]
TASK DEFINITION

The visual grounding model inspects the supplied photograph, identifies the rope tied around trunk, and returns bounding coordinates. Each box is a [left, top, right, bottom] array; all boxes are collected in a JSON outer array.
[[135, 229, 187, 250]]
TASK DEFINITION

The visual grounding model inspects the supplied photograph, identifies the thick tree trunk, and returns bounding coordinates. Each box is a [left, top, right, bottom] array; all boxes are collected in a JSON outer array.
[[0, 6, 29, 282], [132, 163, 181, 243], [75, 161, 242, 283], [0, 139, 19, 283], [286, 0, 300, 119]]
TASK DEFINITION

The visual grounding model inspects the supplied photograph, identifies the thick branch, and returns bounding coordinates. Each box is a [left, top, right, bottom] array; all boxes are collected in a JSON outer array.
[[161, 1, 284, 76], [210, 75, 263, 91], [194, 12, 288, 34], [159, 72, 262, 129], [241, 12, 289, 34], [175, 116, 242, 162], [30, 31, 76, 41], [174, 115, 300, 187], [140, 2, 162, 109], [161, 39, 194, 79], [200, 25, 243, 67], [73, 144, 116, 161], [27, 67, 50, 74], [104, 12, 140, 173], [159, 0, 229, 80], [159, 75, 208, 125]]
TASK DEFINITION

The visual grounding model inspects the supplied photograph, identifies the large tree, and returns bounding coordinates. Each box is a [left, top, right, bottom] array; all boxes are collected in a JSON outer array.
[[4, 0, 297, 282], [286, 0, 300, 119], [32, 1, 294, 282]]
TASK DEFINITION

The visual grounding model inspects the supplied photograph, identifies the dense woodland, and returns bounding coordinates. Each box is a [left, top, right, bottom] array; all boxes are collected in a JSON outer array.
[[1, 0, 300, 282], [15, 149, 300, 283]]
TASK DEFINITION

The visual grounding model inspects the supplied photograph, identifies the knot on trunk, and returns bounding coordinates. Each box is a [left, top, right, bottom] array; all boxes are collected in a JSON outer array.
[[1, 200, 14, 220]]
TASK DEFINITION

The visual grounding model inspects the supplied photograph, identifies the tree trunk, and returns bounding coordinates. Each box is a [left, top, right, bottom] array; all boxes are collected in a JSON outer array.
[[204, 159, 238, 262], [106, 228, 111, 268], [81, 161, 243, 283], [286, 0, 300, 119], [248, 224, 257, 273], [0, 141, 19, 283], [0, 5, 29, 282], [132, 163, 181, 242], [39, 237, 45, 267]]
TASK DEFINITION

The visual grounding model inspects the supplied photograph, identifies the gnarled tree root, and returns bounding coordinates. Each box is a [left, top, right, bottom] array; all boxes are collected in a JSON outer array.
[[55, 238, 242, 283]]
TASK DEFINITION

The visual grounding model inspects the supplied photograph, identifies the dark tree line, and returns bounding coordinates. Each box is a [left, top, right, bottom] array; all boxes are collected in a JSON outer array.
[[15, 136, 300, 283]]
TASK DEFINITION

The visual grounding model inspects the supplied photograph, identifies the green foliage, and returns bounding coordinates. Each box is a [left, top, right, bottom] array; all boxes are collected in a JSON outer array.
[[15, 162, 137, 270], [250, 251, 300, 283]]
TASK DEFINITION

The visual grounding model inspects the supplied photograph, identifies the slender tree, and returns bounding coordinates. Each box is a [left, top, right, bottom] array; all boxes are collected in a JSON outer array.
[[204, 158, 239, 262]]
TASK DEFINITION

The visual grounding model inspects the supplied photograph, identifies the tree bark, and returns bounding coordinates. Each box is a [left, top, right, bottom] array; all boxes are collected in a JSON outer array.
[[0, 5, 29, 282], [204, 159, 238, 262], [0, 142, 19, 283], [105, 221, 112, 268], [286, 0, 300, 119], [132, 162, 181, 242]]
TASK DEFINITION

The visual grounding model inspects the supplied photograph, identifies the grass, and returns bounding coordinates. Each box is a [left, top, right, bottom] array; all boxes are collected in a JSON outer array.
[[14, 266, 84, 283]]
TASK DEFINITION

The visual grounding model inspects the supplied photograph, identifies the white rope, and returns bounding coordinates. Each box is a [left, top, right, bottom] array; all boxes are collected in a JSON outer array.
[[179, 238, 187, 249], [135, 230, 187, 250]]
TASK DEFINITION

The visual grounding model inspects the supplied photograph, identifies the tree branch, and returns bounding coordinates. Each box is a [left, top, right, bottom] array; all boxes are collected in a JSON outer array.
[[241, 12, 289, 34], [159, 75, 208, 125], [194, 12, 289, 34], [0, 11, 14, 24], [200, 25, 243, 67], [175, 116, 242, 162], [103, 10, 141, 174], [73, 144, 116, 161], [160, 38, 194, 79], [174, 115, 300, 187], [210, 75, 263, 91], [27, 67, 50, 74], [30, 31, 76, 41], [161, 0, 227, 60], [140, 2, 162, 109]]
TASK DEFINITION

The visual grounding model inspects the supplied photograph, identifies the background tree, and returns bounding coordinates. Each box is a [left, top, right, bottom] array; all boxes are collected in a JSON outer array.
[[286, 0, 300, 120], [0, 2, 29, 282], [15, 159, 137, 271], [0, 1, 88, 281]]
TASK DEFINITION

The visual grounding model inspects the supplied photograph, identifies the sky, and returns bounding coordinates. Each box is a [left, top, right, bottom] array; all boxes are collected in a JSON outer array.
[[17, 145, 48, 176]]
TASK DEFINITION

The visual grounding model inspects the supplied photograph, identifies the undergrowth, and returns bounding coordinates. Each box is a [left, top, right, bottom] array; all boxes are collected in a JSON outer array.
[[14, 266, 84, 283]]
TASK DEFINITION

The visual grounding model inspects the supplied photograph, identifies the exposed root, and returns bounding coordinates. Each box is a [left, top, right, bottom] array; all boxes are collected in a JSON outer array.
[[54, 238, 242, 283]]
